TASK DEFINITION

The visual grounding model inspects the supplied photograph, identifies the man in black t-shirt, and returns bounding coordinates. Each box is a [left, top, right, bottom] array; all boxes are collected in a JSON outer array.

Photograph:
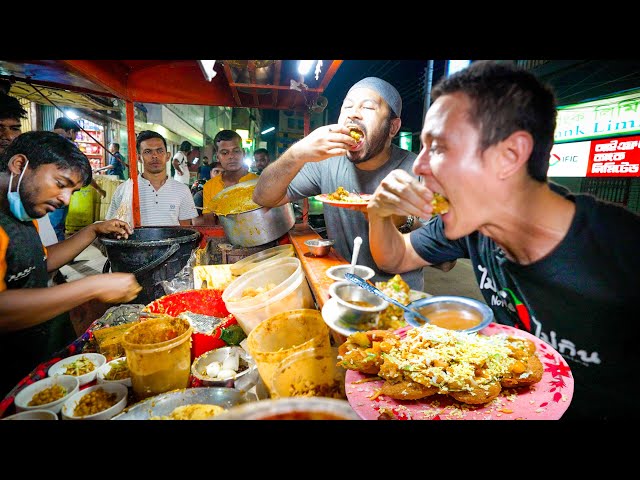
[[367, 60, 640, 420], [0, 131, 142, 399]]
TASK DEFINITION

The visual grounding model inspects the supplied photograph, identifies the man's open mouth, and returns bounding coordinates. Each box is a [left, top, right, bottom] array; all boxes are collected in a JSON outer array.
[[431, 192, 450, 215]]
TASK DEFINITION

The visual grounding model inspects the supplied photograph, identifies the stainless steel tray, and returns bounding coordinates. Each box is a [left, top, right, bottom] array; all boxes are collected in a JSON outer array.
[[112, 387, 255, 420]]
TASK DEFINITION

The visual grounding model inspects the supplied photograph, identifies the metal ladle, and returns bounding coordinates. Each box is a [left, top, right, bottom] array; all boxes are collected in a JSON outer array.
[[344, 273, 431, 326]]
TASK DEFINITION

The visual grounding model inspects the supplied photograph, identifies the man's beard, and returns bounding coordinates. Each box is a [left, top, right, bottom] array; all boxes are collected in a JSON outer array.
[[347, 119, 391, 165], [21, 184, 46, 219]]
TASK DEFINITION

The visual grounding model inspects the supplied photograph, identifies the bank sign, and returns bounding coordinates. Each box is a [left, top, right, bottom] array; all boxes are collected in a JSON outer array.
[[548, 89, 640, 177], [548, 134, 640, 177], [555, 90, 640, 143]]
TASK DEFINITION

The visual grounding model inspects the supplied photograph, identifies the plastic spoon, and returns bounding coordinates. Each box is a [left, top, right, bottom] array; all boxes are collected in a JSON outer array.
[[344, 272, 431, 326], [349, 236, 362, 274]]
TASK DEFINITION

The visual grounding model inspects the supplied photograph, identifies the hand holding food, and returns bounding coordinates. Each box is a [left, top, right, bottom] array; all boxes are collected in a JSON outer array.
[[93, 273, 143, 303], [369, 169, 449, 219], [288, 124, 359, 163]]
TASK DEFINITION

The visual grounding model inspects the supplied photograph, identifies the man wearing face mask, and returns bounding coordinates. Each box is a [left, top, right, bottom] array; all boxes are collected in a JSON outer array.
[[253, 77, 427, 290], [0, 131, 143, 399]]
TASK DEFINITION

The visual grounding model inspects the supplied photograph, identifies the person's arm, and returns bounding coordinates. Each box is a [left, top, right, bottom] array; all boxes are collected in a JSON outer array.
[[45, 219, 132, 271], [253, 123, 357, 207], [172, 154, 184, 176], [367, 169, 436, 274], [0, 273, 142, 333]]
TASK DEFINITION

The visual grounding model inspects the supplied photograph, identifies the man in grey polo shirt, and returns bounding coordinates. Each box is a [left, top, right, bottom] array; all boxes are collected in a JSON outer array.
[[253, 77, 427, 290], [106, 130, 198, 226]]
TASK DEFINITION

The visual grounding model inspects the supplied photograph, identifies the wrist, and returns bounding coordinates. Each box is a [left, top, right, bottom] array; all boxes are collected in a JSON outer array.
[[398, 215, 415, 234]]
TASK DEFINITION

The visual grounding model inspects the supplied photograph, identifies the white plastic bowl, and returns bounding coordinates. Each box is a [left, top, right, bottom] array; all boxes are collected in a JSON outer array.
[[96, 357, 132, 388], [60, 383, 128, 420], [229, 244, 295, 276], [14, 375, 79, 414], [48, 353, 106, 386], [2, 409, 58, 420]]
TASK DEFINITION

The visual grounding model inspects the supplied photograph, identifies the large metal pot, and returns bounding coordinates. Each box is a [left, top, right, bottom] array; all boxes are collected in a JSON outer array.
[[214, 180, 295, 247], [218, 203, 295, 247]]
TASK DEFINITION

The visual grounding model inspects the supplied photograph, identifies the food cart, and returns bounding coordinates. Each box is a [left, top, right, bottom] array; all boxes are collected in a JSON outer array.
[[0, 60, 574, 421]]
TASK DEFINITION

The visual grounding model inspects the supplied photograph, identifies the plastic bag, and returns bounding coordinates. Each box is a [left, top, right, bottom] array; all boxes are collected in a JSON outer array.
[[160, 249, 198, 295], [112, 178, 134, 226]]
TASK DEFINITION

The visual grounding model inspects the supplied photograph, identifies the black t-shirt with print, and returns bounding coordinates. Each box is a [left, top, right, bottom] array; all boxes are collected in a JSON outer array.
[[410, 193, 640, 420], [0, 212, 76, 398]]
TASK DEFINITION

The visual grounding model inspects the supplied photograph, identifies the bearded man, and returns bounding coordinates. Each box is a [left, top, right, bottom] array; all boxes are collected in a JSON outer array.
[[253, 77, 426, 290]]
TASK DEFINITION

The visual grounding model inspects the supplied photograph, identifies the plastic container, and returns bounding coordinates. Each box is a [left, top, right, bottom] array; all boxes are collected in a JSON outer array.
[[65, 185, 95, 233], [246, 309, 332, 397], [222, 257, 314, 334], [122, 316, 193, 401], [270, 347, 346, 400], [228, 244, 294, 276]]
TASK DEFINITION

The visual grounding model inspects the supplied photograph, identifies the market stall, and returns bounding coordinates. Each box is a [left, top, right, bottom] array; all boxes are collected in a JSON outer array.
[[0, 60, 575, 421]]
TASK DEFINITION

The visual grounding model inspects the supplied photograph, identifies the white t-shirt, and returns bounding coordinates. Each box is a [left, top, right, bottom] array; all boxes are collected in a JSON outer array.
[[173, 151, 191, 184], [106, 175, 198, 226]]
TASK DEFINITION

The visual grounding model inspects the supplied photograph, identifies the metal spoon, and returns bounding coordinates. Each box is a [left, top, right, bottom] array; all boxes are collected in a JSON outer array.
[[349, 236, 362, 274], [344, 273, 431, 326]]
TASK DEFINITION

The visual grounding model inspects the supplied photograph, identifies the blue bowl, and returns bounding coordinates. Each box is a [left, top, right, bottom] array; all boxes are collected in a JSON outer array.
[[404, 295, 493, 333]]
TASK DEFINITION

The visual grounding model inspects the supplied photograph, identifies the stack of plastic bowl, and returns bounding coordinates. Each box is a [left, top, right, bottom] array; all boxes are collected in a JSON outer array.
[[228, 244, 294, 277], [222, 257, 314, 335]]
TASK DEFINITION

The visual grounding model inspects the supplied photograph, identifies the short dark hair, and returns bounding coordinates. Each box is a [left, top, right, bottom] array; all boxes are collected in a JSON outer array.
[[0, 131, 92, 186], [136, 130, 167, 153], [0, 94, 28, 121], [253, 148, 269, 157], [179, 140, 192, 152], [53, 116, 80, 132], [431, 60, 557, 182], [110, 142, 120, 150], [213, 129, 242, 152]]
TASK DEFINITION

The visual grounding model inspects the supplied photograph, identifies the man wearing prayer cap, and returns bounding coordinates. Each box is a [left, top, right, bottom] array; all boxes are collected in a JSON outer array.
[[253, 76, 429, 291]]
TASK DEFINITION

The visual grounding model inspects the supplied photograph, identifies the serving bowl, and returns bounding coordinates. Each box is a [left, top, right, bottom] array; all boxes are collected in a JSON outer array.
[[96, 357, 132, 388], [328, 281, 388, 325], [48, 353, 106, 386], [14, 375, 80, 414], [60, 383, 128, 420], [212, 397, 361, 420], [304, 238, 335, 257], [190, 346, 259, 391], [2, 409, 58, 420], [404, 295, 494, 333], [326, 264, 374, 282]]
